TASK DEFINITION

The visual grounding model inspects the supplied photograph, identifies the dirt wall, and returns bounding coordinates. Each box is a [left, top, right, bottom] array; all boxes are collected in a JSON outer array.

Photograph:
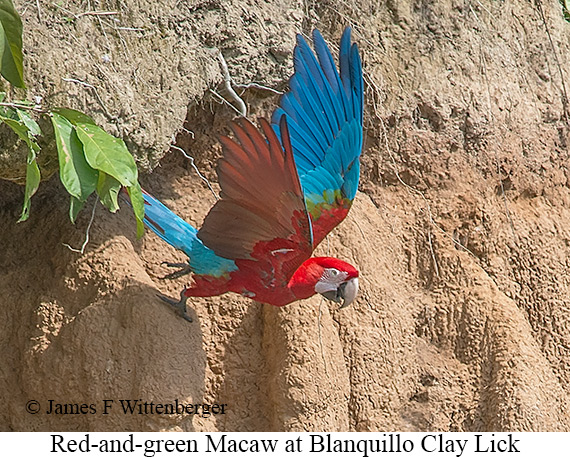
[[1, 0, 570, 431]]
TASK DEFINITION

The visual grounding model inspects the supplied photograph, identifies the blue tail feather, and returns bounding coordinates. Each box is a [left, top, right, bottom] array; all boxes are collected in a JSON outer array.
[[141, 191, 237, 277]]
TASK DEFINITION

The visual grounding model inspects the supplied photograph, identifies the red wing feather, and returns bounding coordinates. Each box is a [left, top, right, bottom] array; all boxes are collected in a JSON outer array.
[[197, 117, 313, 268]]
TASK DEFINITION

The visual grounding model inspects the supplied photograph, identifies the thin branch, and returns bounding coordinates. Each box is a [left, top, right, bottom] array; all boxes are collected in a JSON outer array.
[[234, 82, 283, 96], [475, 0, 496, 19], [35, 0, 42, 23], [102, 19, 135, 74], [75, 11, 119, 19], [62, 77, 96, 89], [0, 102, 44, 113], [352, 218, 366, 239], [182, 127, 195, 139], [95, 11, 113, 55], [209, 89, 245, 117], [216, 51, 247, 117], [62, 77, 112, 118], [536, 0, 570, 125], [50, 3, 119, 21], [63, 198, 97, 254], [318, 298, 329, 377], [427, 230, 440, 278], [49, 2, 76, 18], [113, 26, 145, 32], [170, 145, 219, 201]]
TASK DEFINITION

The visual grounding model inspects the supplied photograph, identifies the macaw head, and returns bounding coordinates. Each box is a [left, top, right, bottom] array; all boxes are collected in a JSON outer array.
[[290, 257, 359, 308]]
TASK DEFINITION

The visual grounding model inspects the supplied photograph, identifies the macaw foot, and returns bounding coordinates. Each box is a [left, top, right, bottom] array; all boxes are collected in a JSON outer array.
[[160, 261, 193, 280], [157, 289, 193, 323]]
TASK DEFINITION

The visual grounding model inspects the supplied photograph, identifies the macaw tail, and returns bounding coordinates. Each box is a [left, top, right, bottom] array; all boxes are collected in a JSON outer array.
[[135, 189, 238, 278], [140, 189, 198, 253]]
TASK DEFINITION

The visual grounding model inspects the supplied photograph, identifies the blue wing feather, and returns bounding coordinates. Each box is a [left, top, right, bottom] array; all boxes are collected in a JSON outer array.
[[141, 27, 362, 273], [351, 46, 364, 125], [279, 86, 328, 161], [272, 109, 319, 170], [294, 42, 337, 145], [272, 27, 364, 238], [305, 31, 348, 133], [312, 30, 350, 123], [289, 73, 332, 153], [339, 28, 353, 103]]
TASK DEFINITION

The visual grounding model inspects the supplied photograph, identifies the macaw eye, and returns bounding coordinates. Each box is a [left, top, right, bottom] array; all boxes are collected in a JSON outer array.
[[320, 268, 343, 285]]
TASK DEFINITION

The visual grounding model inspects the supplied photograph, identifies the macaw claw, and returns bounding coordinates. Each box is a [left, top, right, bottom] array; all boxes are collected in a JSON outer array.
[[156, 289, 193, 322]]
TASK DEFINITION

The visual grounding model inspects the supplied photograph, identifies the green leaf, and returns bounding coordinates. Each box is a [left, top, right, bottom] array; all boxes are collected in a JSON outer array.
[[18, 156, 40, 222], [51, 112, 98, 202], [52, 107, 96, 126], [126, 180, 145, 238], [0, 111, 42, 221], [16, 108, 41, 136], [0, 114, 40, 159], [96, 172, 121, 213], [0, 0, 25, 88], [52, 108, 143, 236], [75, 122, 137, 187], [69, 196, 85, 223], [563, 0, 570, 21], [0, 114, 30, 141], [0, 101, 13, 119]]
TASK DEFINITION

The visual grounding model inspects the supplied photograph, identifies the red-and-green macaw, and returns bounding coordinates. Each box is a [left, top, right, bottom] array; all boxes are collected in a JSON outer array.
[[141, 27, 363, 321]]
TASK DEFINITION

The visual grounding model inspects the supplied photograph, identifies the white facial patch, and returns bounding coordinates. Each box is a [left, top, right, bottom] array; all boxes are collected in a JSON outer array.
[[315, 268, 349, 294]]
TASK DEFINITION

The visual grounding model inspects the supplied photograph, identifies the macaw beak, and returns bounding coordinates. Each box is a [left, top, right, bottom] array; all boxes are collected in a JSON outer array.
[[339, 277, 358, 308], [320, 277, 359, 309]]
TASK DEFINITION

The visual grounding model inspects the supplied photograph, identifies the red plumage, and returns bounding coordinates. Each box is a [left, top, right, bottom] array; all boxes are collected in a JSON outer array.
[[140, 28, 363, 319], [177, 117, 359, 307]]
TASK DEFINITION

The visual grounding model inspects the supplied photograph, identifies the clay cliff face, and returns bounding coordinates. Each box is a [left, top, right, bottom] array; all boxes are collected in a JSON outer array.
[[1, 0, 570, 431]]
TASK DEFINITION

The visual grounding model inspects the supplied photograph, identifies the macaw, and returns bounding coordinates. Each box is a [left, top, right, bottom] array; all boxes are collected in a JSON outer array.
[[141, 27, 363, 321]]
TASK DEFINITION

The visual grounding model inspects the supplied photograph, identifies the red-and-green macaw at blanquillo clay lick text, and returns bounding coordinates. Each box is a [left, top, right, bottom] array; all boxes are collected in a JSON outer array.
[[139, 27, 363, 322]]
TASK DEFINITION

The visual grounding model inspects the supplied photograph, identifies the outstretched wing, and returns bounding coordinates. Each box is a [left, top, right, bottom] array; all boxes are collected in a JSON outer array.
[[197, 116, 313, 280], [272, 27, 363, 246]]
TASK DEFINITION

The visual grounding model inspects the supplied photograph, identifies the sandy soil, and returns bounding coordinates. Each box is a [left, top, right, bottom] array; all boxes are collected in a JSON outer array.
[[1, 0, 570, 431]]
